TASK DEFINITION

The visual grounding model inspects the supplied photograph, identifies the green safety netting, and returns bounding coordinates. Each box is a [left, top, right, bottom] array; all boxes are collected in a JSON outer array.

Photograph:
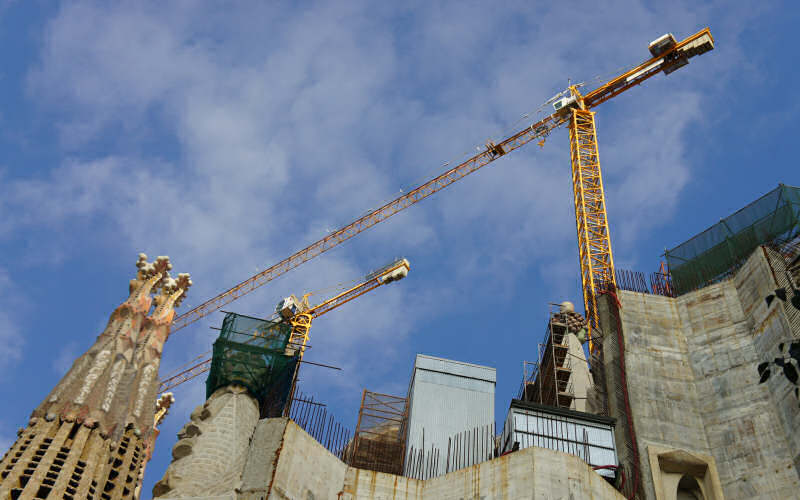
[[206, 312, 298, 417], [665, 184, 800, 295]]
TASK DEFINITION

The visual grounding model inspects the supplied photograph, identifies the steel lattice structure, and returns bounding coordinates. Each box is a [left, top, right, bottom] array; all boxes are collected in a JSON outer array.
[[569, 109, 616, 346]]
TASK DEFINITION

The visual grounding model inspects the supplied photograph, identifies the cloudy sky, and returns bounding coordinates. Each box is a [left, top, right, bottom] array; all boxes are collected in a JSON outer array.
[[0, 0, 797, 494]]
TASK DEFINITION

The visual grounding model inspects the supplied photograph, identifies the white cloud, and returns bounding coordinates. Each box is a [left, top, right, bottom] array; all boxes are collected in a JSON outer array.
[[5, 0, 763, 385]]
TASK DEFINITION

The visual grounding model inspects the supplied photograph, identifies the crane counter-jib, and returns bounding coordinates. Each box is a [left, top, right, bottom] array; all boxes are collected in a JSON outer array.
[[582, 28, 714, 109]]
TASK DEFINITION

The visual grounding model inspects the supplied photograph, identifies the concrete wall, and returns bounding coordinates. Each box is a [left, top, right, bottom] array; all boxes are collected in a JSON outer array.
[[759, 247, 800, 473], [154, 415, 624, 499], [344, 446, 625, 499], [689, 250, 797, 497], [279, 418, 624, 500], [266, 420, 348, 499], [599, 248, 800, 500]]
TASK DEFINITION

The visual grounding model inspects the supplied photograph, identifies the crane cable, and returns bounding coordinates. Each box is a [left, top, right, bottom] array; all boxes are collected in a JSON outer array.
[[349, 91, 569, 233]]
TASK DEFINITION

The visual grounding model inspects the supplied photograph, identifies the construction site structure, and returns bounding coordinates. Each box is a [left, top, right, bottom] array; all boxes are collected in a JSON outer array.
[[402, 355, 496, 479], [346, 390, 408, 476], [159, 29, 715, 360], [151, 259, 409, 498], [157, 258, 410, 395], [146, 187, 800, 500], [0, 254, 191, 500], [0, 27, 727, 500], [500, 399, 618, 480], [520, 302, 593, 412]]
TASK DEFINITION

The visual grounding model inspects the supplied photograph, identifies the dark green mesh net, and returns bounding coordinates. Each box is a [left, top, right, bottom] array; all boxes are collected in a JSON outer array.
[[206, 312, 298, 417], [666, 184, 800, 295]]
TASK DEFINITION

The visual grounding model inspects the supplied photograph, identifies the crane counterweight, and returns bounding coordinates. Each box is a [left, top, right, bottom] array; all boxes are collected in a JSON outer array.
[[649, 33, 677, 57]]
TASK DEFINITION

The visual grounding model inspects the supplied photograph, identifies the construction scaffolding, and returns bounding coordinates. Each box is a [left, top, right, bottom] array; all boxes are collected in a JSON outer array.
[[345, 390, 407, 475], [519, 307, 575, 409], [205, 312, 298, 417], [666, 184, 800, 295]]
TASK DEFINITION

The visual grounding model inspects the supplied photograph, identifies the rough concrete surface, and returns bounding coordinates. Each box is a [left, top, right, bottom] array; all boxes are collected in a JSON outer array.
[[151, 246, 800, 499], [268, 420, 347, 499], [154, 415, 624, 499], [601, 248, 800, 500], [239, 418, 290, 499]]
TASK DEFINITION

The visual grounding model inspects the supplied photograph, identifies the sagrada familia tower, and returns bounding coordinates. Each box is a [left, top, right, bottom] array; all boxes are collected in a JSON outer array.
[[0, 254, 190, 500]]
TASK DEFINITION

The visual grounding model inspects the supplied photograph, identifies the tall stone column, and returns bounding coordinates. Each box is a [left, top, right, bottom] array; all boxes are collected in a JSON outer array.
[[0, 254, 191, 500]]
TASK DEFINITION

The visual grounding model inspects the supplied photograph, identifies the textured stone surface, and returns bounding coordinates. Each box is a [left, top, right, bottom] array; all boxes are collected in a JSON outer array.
[[599, 248, 800, 500], [153, 385, 260, 498], [759, 247, 800, 475], [0, 255, 192, 500], [343, 468, 423, 499]]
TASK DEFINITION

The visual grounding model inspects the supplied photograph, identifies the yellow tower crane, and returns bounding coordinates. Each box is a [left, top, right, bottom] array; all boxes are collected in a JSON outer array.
[[158, 258, 410, 393], [161, 27, 714, 369]]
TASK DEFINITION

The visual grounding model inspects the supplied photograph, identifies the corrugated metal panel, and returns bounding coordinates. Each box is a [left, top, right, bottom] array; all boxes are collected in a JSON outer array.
[[414, 369, 494, 393], [414, 354, 496, 383], [404, 355, 496, 477]]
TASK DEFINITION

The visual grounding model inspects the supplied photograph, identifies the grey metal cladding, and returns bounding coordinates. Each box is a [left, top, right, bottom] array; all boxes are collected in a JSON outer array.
[[414, 354, 497, 383]]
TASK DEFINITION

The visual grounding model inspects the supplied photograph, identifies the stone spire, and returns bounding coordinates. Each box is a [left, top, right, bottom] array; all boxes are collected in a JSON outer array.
[[0, 254, 190, 500]]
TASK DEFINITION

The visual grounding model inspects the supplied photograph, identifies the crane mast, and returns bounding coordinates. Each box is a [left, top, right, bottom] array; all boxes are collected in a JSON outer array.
[[569, 107, 614, 347], [561, 28, 713, 346]]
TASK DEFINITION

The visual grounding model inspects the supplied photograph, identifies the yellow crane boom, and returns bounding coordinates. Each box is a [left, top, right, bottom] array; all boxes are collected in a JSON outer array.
[[167, 28, 713, 349], [158, 258, 410, 393]]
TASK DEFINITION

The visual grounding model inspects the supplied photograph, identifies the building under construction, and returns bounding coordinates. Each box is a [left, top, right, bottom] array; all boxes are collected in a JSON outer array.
[[144, 185, 800, 500], [5, 26, 800, 500], [1, 189, 798, 499]]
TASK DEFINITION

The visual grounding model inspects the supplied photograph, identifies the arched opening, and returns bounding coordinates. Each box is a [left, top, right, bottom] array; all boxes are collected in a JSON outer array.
[[676, 474, 704, 500]]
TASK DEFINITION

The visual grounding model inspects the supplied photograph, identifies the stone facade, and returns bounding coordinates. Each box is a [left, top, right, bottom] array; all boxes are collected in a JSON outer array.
[[595, 247, 800, 499], [153, 386, 260, 498], [0, 254, 190, 500]]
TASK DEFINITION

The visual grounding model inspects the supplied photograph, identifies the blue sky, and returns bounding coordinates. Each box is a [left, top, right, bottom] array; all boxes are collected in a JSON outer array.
[[0, 0, 797, 495]]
